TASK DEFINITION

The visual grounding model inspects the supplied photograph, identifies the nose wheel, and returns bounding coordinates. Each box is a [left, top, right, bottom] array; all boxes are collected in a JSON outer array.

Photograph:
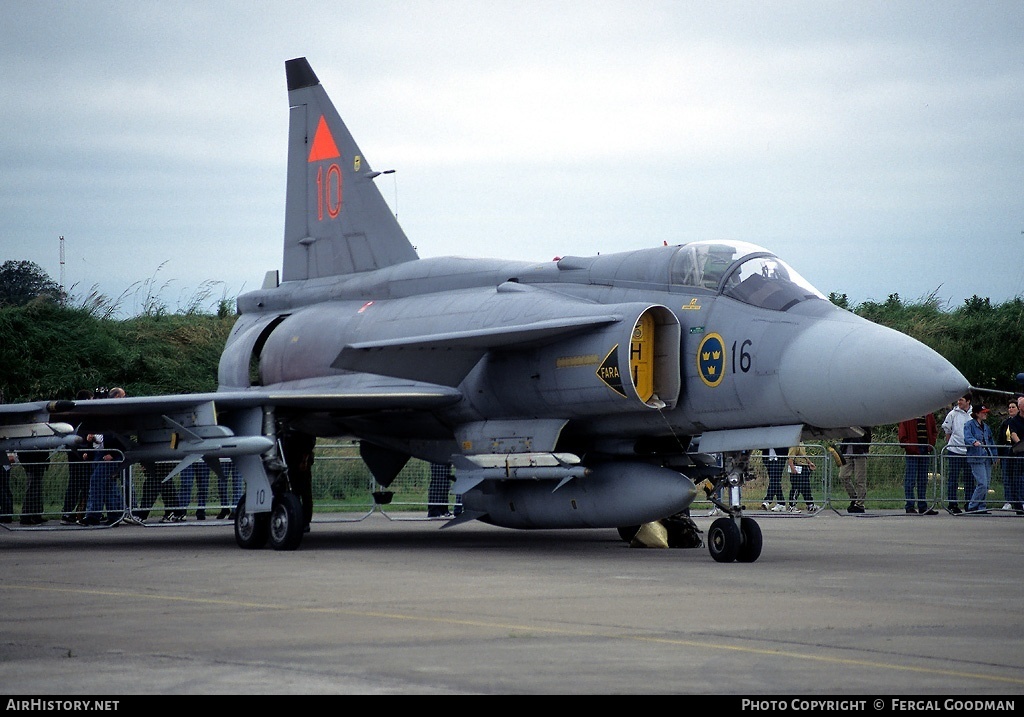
[[708, 516, 762, 563]]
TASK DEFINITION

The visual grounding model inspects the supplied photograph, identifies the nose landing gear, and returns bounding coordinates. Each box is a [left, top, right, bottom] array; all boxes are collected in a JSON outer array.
[[703, 453, 763, 563]]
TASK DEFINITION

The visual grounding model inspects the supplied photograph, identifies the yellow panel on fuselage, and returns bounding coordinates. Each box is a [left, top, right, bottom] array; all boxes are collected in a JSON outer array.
[[630, 312, 654, 404]]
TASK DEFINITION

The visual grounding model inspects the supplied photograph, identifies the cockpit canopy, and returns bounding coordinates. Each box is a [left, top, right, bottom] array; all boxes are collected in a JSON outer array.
[[670, 240, 825, 311]]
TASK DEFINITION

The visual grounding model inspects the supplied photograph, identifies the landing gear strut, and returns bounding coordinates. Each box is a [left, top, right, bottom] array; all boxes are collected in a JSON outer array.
[[230, 413, 309, 551]]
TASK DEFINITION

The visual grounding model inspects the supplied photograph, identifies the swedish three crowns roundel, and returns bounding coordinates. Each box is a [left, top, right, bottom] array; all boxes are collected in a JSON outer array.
[[697, 333, 726, 388]]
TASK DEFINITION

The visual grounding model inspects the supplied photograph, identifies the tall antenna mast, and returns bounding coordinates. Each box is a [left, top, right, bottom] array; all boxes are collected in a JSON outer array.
[[59, 235, 65, 302]]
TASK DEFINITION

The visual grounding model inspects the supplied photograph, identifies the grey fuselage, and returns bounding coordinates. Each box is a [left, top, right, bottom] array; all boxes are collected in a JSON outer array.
[[221, 242, 966, 467]]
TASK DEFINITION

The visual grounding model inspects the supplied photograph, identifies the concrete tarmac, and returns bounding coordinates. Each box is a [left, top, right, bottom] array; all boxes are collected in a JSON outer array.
[[1, 508, 1022, 695]]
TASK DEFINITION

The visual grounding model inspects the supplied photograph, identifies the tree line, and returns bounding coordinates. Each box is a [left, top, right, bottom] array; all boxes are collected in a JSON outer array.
[[0, 261, 232, 402]]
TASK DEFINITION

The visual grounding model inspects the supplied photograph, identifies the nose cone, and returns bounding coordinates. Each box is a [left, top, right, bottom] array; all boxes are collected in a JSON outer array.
[[779, 315, 968, 428]]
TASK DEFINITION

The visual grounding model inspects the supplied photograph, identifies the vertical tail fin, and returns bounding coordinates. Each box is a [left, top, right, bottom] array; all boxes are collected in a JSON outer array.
[[282, 57, 418, 281]]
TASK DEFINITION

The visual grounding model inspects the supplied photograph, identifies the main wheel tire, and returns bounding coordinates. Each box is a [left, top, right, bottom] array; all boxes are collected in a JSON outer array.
[[736, 517, 763, 563], [269, 491, 304, 551], [707, 517, 741, 563], [234, 494, 270, 549]]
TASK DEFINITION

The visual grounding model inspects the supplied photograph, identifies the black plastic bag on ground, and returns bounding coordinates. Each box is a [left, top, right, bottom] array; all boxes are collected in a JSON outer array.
[[662, 512, 704, 548]]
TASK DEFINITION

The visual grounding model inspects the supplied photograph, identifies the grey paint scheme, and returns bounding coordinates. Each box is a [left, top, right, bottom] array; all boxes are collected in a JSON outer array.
[[0, 58, 969, 551], [282, 60, 417, 280]]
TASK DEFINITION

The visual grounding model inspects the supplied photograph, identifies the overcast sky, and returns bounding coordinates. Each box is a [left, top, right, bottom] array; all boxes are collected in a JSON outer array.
[[2, 1, 1022, 315]]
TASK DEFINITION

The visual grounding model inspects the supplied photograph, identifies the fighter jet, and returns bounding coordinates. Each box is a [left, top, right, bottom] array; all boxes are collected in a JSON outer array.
[[0, 58, 969, 560]]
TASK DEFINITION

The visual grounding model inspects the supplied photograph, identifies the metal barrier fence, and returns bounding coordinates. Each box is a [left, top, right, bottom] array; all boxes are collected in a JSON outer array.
[[699, 444, 830, 516], [0, 443, 463, 529], [3, 441, 1021, 529], [692, 443, 1023, 516]]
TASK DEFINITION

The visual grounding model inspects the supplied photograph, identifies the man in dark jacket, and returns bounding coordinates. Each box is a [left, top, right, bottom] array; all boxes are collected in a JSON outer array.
[[839, 427, 873, 513], [898, 414, 938, 515], [61, 389, 94, 524], [81, 387, 129, 526], [17, 449, 51, 524]]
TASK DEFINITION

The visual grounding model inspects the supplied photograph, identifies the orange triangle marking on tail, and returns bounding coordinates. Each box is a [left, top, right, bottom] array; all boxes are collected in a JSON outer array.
[[308, 115, 341, 162]]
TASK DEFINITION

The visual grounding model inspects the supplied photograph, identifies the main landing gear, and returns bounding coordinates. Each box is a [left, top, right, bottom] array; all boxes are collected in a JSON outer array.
[[234, 491, 305, 551], [233, 427, 313, 551]]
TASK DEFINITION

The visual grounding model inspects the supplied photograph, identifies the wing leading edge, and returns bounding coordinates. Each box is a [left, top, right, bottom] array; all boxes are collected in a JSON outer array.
[[1, 388, 459, 458], [333, 314, 623, 386]]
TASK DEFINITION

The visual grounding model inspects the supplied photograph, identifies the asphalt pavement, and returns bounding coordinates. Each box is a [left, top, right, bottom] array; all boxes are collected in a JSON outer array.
[[1, 508, 1022, 695]]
